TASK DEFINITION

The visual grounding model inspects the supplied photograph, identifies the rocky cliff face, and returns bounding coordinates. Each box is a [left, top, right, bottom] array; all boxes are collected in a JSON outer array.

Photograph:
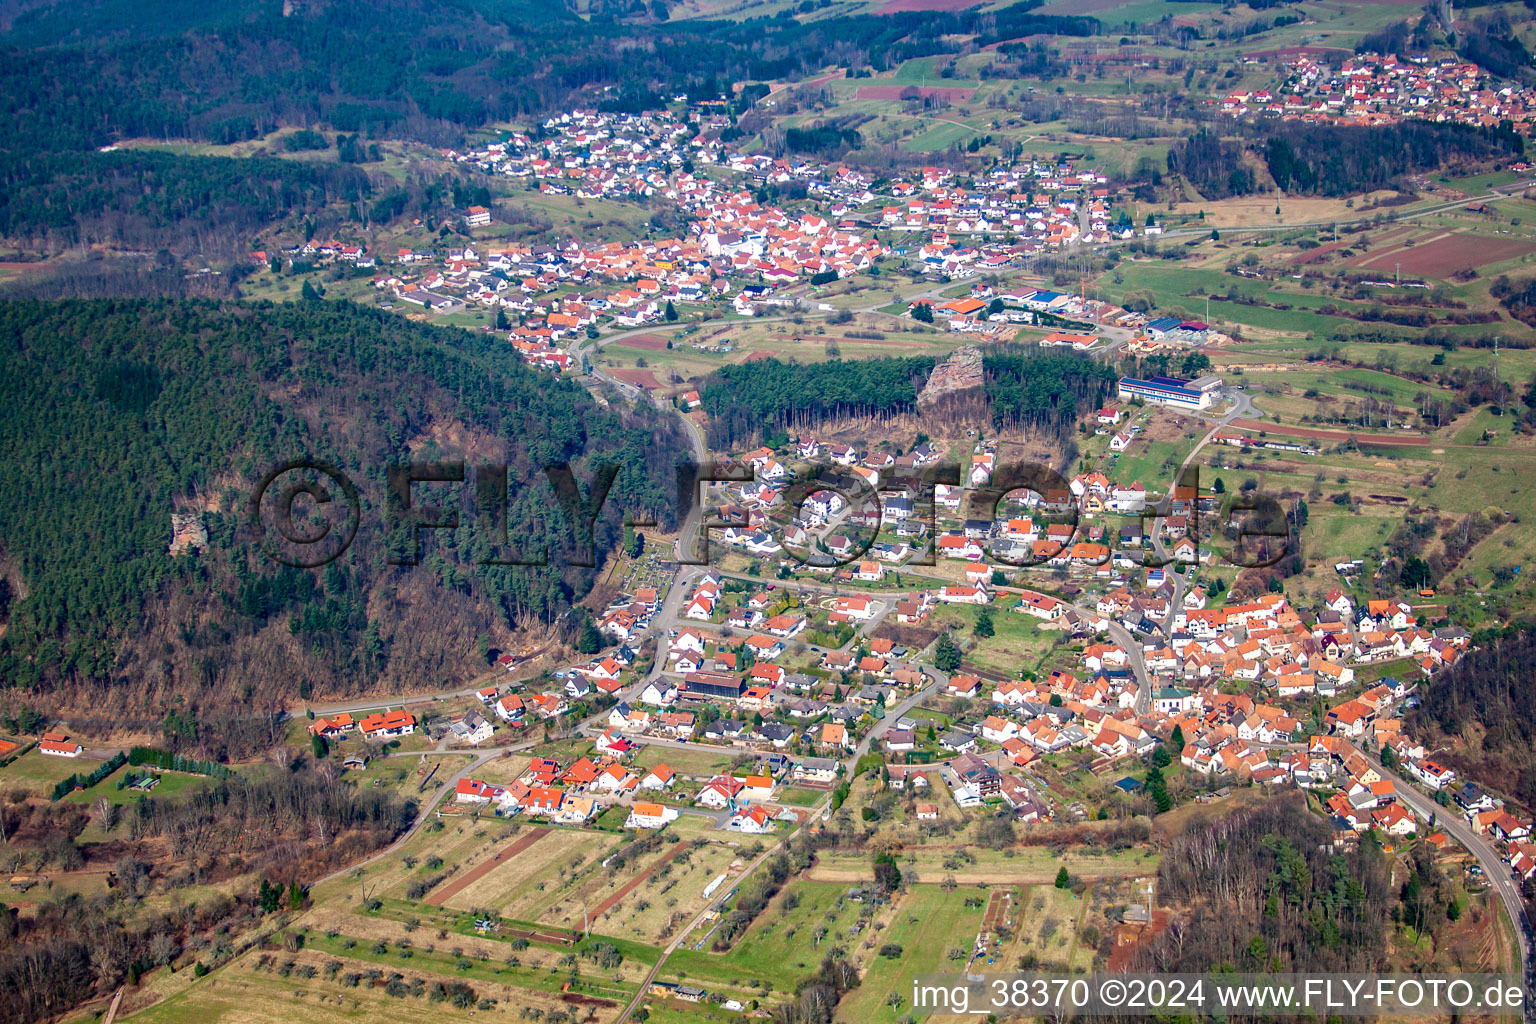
[[917, 345, 984, 408], [916, 346, 988, 430]]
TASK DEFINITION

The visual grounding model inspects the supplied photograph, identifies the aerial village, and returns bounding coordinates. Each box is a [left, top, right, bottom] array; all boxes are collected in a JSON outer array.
[[258, 102, 1173, 377], [1228, 50, 1536, 132], [278, 410, 1536, 887], [238, 84, 1536, 952]]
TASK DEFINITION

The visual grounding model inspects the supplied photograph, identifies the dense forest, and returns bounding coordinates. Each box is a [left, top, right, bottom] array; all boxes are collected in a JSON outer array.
[[0, 299, 684, 754], [1357, 15, 1434, 56], [983, 348, 1115, 443], [699, 355, 936, 448], [0, 148, 371, 253], [1169, 122, 1524, 199], [1410, 627, 1536, 806], [1130, 798, 1404, 975], [1164, 130, 1256, 199]]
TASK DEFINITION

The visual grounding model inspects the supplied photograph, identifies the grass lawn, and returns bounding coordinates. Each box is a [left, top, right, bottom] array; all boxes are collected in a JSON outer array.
[[595, 804, 631, 830], [834, 886, 987, 1023], [632, 744, 738, 777], [928, 602, 1061, 677], [0, 749, 98, 794], [903, 121, 973, 153], [63, 766, 208, 823], [1107, 439, 1187, 490], [117, 934, 642, 1024], [663, 879, 868, 995], [526, 738, 595, 763], [772, 787, 826, 807], [299, 928, 643, 1001]]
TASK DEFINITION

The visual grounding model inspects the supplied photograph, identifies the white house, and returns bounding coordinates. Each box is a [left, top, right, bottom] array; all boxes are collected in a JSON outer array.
[[731, 805, 777, 833], [640, 764, 677, 790], [640, 680, 680, 706], [626, 801, 680, 829]]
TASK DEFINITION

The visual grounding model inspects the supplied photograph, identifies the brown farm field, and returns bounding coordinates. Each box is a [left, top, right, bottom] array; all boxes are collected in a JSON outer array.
[[1348, 232, 1536, 277], [608, 368, 663, 389]]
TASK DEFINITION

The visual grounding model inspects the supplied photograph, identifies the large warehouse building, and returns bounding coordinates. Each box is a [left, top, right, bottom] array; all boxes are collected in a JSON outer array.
[[1117, 374, 1223, 411]]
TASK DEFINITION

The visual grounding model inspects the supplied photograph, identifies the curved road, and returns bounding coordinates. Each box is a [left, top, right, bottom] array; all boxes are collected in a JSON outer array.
[[1362, 752, 1532, 993]]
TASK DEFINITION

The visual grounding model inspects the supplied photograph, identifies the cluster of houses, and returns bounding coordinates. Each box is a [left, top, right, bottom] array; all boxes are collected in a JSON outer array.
[[1089, 590, 1474, 697], [653, 430, 1494, 818], [249, 240, 373, 272], [309, 708, 420, 742], [869, 583, 1479, 812], [449, 739, 798, 833], [248, 96, 1230, 392], [1240, 52, 1536, 135], [451, 748, 682, 825], [367, 189, 890, 368], [449, 108, 711, 199], [692, 426, 1269, 589], [369, 107, 1190, 365], [1302, 733, 1535, 873], [880, 161, 1145, 277], [696, 436, 1183, 578]]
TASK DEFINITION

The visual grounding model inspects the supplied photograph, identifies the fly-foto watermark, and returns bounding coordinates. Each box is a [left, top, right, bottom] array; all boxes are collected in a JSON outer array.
[[246, 456, 1292, 570]]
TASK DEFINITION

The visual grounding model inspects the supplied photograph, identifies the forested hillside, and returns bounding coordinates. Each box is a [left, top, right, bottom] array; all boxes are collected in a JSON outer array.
[[0, 148, 371, 252], [0, 299, 683, 755], [0, 0, 1099, 154], [1410, 627, 1536, 807], [1130, 797, 1425, 977], [1167, 122, 1524, 199]]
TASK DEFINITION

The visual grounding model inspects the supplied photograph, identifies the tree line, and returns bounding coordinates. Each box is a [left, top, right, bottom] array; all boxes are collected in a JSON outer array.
[[699, 355, 937, 449], [0, 762, 414, 1024], [0, 148, 371, 254], [1128, 797, 1398, 977], [983, 348, 1115, 442]]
